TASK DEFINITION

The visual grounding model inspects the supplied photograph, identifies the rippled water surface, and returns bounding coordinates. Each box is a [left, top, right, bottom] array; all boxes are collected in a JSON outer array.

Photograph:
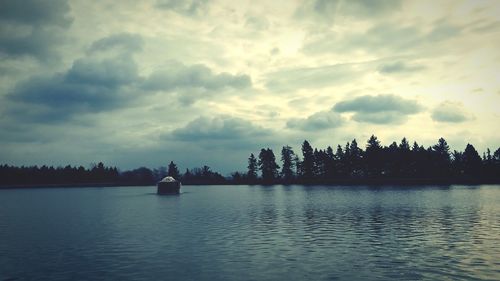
[[1, 185, 499, 280]]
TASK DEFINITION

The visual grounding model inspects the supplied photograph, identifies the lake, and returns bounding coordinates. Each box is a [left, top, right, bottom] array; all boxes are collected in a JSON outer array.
[[1, 185, 499, 280]]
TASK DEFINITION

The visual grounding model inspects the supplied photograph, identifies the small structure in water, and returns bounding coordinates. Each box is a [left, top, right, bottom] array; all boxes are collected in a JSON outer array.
[[157, 176, 181, 194]]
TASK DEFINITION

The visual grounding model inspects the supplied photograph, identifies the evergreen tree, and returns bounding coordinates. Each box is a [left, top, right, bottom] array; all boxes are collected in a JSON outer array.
[[343, 141, 351, 176], [462, 143, 482, 176], [294, 155, 301, 178], [280, 146, 296, 182], [399, 137, 410, 151], [451, 150, 464, 176], [301, 140, 315, 180], [365, 135, 382, 177], [183, 168, 192, 181], [258, 148, 280, 183], [247, 153, 258, 181], [431, 138, 451, 177], [398, 137, 411, 176], [167, 161, 181, 179], [385, 142, 399, 177], [313, 149, 328, 179], [410, 141, 426, 177], [349, 139, 363, 177], [325, 146, 336, 179], [335, 144, 346, 177]]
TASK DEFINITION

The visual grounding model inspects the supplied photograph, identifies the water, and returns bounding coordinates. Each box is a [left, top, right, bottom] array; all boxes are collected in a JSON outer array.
[[1, 185, 499, 281]]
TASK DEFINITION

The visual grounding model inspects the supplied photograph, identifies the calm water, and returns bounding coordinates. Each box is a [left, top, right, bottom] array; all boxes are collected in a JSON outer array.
[[1, 185, 499, 281]]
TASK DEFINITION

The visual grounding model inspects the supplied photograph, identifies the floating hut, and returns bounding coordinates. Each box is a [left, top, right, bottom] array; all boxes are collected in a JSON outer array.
[[157, 176, 181, 194]]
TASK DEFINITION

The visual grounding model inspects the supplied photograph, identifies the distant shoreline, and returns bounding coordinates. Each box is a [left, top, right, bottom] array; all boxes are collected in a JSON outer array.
[[1, 178, 499, 189]]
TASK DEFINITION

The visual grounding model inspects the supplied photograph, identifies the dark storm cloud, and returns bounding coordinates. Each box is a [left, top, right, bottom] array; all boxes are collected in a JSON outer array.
[[88, 33, 144, 54], [166, 115, 275, 149], [0, 27, 65, 61], [303, 22, 462, 55], [7, 57, 139, 122], [431, 101, 472, 123], [156, 0, 209, 16], [0, 0, 72, 61], [0, 0, 72, 27], [265, 63, 361, 92], [66, 57, 140, 87], [333, 94, 422, 124], [378, 61, 425, 74], [296, 0, 401, 24], [143, 62, 251, 92], [287, 110, 344, 131]]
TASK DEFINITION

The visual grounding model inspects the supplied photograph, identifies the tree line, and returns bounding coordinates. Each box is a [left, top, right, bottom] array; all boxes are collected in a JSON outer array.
[[0, 161, 225, 187], [238, 136, 500, 184], [1, 136, 499, 187]]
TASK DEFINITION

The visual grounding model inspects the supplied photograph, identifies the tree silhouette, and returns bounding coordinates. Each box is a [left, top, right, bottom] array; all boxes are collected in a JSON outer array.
[[335, 144, 346, 177], [365, 135, 382, 178], [294, 154, 301, 179], [349, 139, 363, 177], [462, 143, 482, 176], [313, 149, 326, 179], [247, 153, 258, 182], [182, 168, 192, 182], [280, 146, 296, 182], [301, 140, 315, 180], [167, 161, 181, 179], [325, 146, 336, 179], [398, 138, 412, 176], [430, 138, 451, 178], [258, 148, 279, 183]]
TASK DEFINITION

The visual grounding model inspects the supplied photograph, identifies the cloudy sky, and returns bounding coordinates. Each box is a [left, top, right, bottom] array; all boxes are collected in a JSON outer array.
[[1, 0, 499, 174]]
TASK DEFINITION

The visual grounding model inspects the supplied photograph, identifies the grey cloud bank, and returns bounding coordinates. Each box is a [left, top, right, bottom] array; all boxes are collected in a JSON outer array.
[[171, 115, 269, 140], [143, 62, 251, 92], [0, 0, 71, 27], [334, 94, 422, 114], [287, 110, 344, 131], [431, 101, 473, 123], [333, 94, 423, 124], [167, 115, 276, 150], [7, 55, 139, 122], [0, 0, 71, 61]]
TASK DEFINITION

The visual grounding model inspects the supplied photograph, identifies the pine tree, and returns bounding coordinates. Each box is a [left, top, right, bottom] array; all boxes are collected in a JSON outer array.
[[365, 135, 382, 177], [280, 146, 296, 182], [325, 146, 335, 179], [301, 140, 315, 180], [431, 138, 451, 177], [247, 153, 258, 181], [462, 143, 482, 176], [258, 148, 279, 183], [167, 161, 180, 179]]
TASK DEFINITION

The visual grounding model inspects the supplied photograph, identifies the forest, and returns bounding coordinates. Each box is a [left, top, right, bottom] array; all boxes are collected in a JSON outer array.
[[1, 135, 499, 187]]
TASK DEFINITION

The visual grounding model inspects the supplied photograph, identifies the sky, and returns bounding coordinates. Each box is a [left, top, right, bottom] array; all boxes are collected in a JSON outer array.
[[0, 0, 499, 174]]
